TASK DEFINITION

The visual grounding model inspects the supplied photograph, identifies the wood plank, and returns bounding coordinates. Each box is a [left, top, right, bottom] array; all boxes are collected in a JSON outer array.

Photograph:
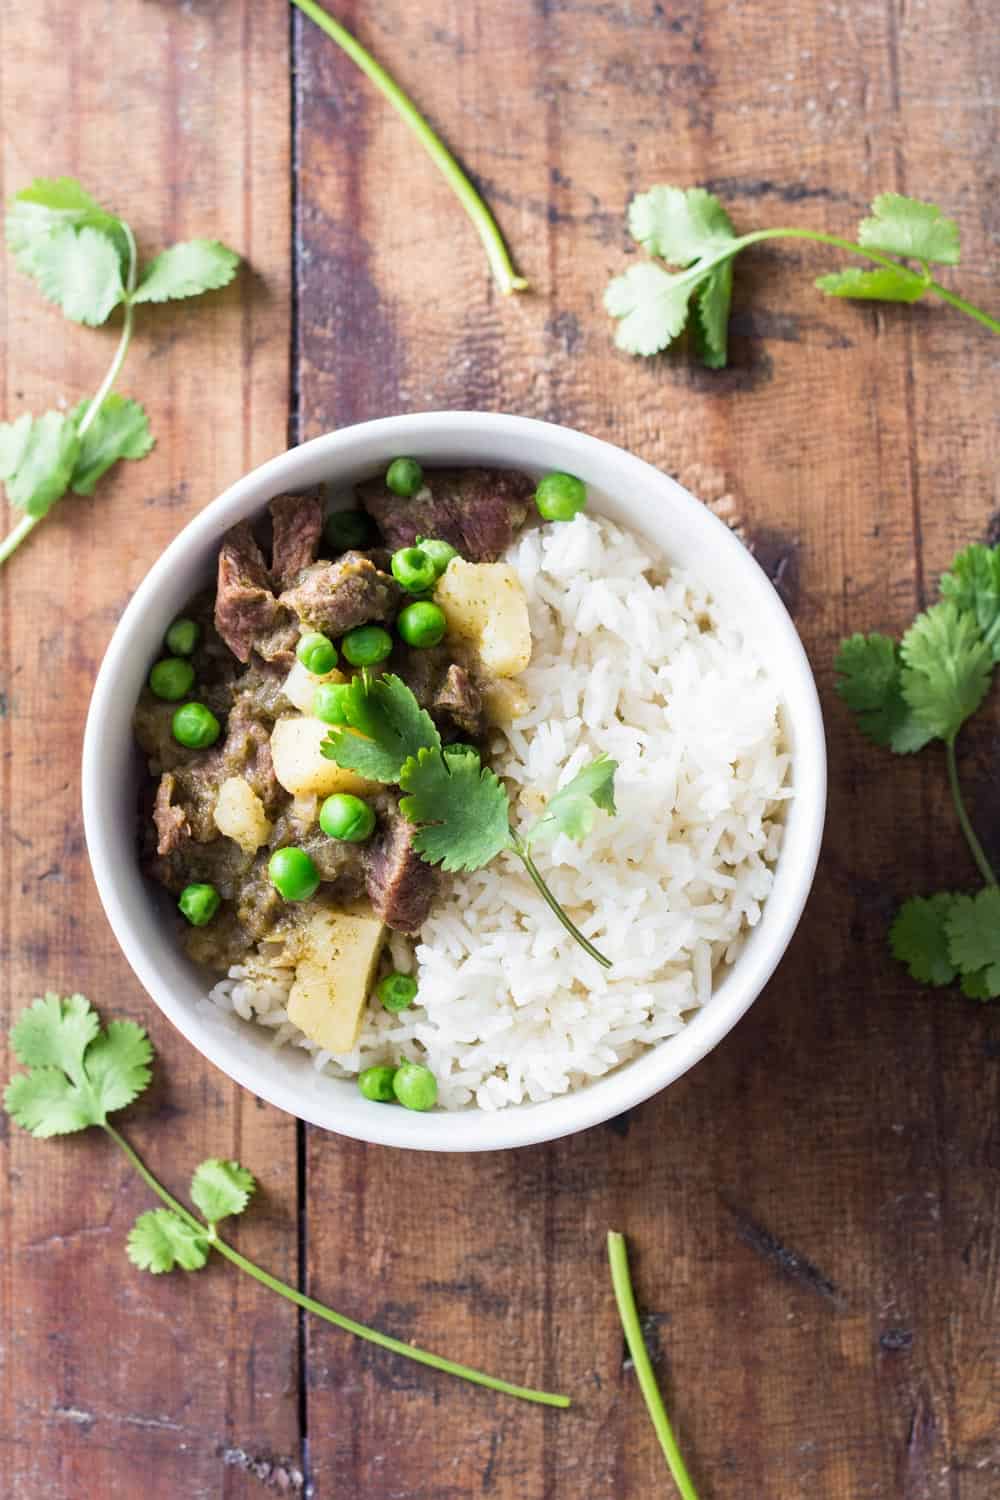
[[295, 1, 999, 1496], [0, 5, 298, 1498]]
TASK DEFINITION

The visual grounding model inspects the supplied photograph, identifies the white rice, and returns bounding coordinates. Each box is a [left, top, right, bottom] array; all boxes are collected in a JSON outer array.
[[209, 512, 790, 1110]]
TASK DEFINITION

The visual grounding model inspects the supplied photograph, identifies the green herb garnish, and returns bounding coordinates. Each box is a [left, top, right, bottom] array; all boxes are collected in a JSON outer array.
[[605, 186, 998, 368], [608, 1231, 700, 1500], [321, 674, 618, 966], [4, 993, 570, 1408], [835, 543, 1000, 999], [290, 0, 526, 296], [0, 177, 239, 567]]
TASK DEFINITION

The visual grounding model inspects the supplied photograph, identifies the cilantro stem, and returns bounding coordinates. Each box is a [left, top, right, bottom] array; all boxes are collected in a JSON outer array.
[[607, 1231, 700, 1500], [104, 1123, 569, 1408], [0, 225, 138, 567], [945, 735, 997, 887], [289, 0, 527, 296], [670, 227, 1000, 336], [0, 514, 40, 565], [512, 834, 612, 968]]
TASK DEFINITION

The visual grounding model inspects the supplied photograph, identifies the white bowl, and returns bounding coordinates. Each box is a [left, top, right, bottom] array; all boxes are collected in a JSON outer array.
[[83, 413, 825, 1151]]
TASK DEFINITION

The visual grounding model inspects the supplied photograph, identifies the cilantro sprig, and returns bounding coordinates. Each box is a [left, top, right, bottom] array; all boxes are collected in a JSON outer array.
[[835, 543, 1000, 1000], [0, 178, 239, 567], [606, 187, 999, 367], [4, 994, 569, 1408], [322, 674, 618, 966]]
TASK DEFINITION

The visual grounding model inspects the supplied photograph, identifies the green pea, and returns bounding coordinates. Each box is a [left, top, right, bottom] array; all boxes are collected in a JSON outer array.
[[385, 457, 424, 498], [391, 545, 438, 595], [415, 537, 458, 578], [178, 883, 220, 927], [359, 1065, 398, 1103], [312, 681, 352, 725], [165, 617, 200, 656], [149, 657, 196, 702], [319, 793, 376, 843], [397, 601, 446, 649], [172, 702, 221, 749], [341, 624, 393, 666], [296, 632, 338, 675], [268, 846, 321, 902], [534, 471, 587, 522], [392, 1060, 438, 1112], [325, 509, 376, 552], [377, 972, 418, 1013]]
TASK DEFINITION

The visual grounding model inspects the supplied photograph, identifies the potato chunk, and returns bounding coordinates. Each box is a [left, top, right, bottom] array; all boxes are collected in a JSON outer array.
[[435, 559, 531, 677], [282, 659, 346, 716], [271, 715, 380, 799], [213, 776, 272, 853], [287, 906, 385, 1054]]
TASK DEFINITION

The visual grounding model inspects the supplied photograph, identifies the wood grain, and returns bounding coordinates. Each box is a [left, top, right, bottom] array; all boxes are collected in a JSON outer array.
[[1, 0, 998, 1496], [0, 4, 297, 1499], [294, 1, 999, 1497]]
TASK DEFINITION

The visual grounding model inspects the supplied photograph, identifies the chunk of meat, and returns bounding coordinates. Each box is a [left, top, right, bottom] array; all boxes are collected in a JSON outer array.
[[389, 643, 487, 740], [215, 521, 295, 664], [364, 807, 438, 934], [358, 467, 533, 562], [153, 773, 190, 856], [432, 663, 484, 738], [222, 693, 282, 814], [270, 491, 323, 590], [279, 551, 402, 636]]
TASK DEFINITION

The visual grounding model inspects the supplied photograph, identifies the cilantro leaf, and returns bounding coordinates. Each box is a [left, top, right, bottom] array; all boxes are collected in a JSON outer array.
[[127, 1210, 211, 1274], [132, 240, 240, 304], [816, 265, 927, 303], [944, 889, 1000, 999], [524, 755, 618, 848], [889, 895, 960, 986], [6, 177, 128, 274], [899, 602, 992, 742], [28, 224, 125, 325], [3, 1068, 97, 1137], [69, 395, 154, 495], [10, 992, 98, 1076], [0, 413, 33, 479], [190, 1159, 256, 1224], [400, 747, 512, 872], [82, 1020, 154, 1114], [834, 632, 934, 753], [939, 544, 1000, 663], [628, 185, 737, 265], [690, 260, 733, 368], [3, 994, 153, 1136], [3, 411, 80, 518], [857, 194, 960, 266], [321, 673, 440, 783], [604, 262, 699, 357]]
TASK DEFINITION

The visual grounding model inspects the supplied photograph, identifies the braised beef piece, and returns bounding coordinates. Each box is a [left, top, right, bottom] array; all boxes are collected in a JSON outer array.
[[153, 773, 190, 857], [215, 521, 296, 664], [433, 664, 483, 738], [389, 642, 488, 740], [357, 467, 533, 562], [364, 805, 438, 934], [270, 491, 323, 590], [278, 551, 402, 636]]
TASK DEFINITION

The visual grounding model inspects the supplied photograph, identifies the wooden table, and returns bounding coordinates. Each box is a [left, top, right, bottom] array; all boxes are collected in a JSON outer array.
[[2, 3, 997, 1496]]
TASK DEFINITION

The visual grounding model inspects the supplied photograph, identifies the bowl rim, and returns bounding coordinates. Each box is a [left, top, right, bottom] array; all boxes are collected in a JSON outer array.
[[83, 412, 826, 1150]]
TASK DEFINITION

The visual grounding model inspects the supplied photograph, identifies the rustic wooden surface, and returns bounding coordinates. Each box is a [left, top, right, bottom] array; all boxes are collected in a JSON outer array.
[[2, 1, 998, 1496]]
